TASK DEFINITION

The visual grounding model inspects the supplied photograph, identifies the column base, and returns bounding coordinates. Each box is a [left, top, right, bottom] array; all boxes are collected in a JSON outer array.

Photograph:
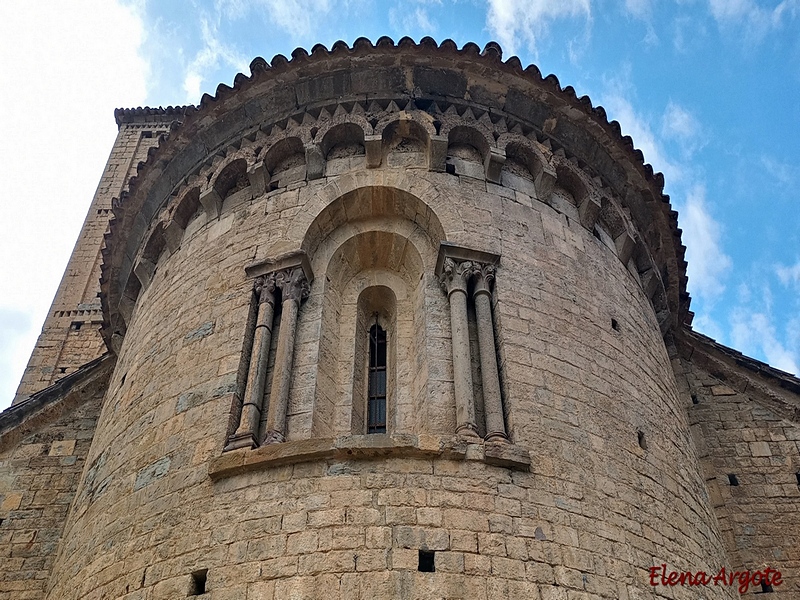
[[485, 431, 509, 444], [264, 430, 286, 444], [223, 432, 258, 451], [456, 423, 481, 441]]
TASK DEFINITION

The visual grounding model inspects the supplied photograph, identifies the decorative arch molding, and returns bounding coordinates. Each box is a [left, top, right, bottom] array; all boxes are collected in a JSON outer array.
[[316, 116, 372, 157], [296, 185, 452, 440], [293, 176, 451, 255], [105, 54, 689, 349], [496, 133, 556, 200], [372, 110, 443, 170]]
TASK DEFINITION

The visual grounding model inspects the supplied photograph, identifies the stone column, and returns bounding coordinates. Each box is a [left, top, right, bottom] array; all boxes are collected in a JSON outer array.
[[225, 274, 277, 450], [264, 267, 310, 444], [473, 264, 508, 443], [440, 257, 480, 439]]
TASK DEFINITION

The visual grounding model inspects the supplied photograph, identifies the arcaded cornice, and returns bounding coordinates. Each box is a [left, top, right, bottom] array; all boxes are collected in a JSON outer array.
[[99, 37, 690, 349]]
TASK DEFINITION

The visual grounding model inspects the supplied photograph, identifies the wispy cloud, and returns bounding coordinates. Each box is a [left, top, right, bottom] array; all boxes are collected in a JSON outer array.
[[600, 89, 684, 184], [776, 261, 800, 290], [661, 101, 706, 157], [682, 185, 733, 302], [708, 0, 799, 43], [485, 0, 591, 58], [760, 155, 796, 186], [389, 6, 438, 36], [625, 0, 652, 19], [731, 309, 799, 375], [183, 18, 250, 102], [219, 0, 333, 40]]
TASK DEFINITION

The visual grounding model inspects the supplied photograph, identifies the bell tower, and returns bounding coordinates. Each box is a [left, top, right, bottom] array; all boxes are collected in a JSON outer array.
[[13, 108, 185, 404]]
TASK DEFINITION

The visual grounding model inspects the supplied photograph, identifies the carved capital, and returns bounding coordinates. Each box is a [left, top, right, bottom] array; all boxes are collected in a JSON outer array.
[[275, 267, 310, 304], [439, 257, 475, 296], [472, 263, 496, 297], [254, 273, 277, 305]]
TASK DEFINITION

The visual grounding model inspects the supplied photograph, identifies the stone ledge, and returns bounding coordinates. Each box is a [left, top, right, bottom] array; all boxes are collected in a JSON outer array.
[[209, 434, 531, 479]]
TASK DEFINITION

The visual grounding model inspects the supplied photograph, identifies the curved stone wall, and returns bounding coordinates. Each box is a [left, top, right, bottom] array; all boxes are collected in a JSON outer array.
[[47, 41, 735, 600]]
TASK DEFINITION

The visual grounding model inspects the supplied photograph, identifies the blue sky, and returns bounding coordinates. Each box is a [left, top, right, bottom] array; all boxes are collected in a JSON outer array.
[[1, 0, 798, 411]]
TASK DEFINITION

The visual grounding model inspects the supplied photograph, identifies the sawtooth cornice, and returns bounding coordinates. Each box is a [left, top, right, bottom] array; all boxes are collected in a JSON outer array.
[[99, 37, 690, 350]]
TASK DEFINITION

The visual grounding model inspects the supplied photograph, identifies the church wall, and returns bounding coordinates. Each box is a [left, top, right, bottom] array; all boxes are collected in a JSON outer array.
[[0, 378, 105, 599], [44, 153, 736, 599], [678, 357, 800, 595]]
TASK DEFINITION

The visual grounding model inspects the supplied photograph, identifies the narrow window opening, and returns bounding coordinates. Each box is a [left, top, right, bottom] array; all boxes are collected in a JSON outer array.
[[367, 322, 387, 434], [141, 130, 153, 138], [760, 582, 774, 593], [189, 569, 207, 596], [795, 472, 800, 486], [611, 318, 619, 331], [0, 518, 5, 526], [691, 394, 699, 405], [418, 550, 435, 572], [728, 474, 739, 486], [71, 321, 83, 331], [592, 226, 602, 241], [637, 430, 647, 450], [445, 162, 456, 175]]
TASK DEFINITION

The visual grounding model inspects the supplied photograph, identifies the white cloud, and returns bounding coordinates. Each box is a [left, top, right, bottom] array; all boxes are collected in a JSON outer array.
[[600, 91, 684, 184], [485, 0, 591, 58], [225, 0, 332, 40], [681, 185, 733, 302], [731, 310, 799, 375], [776, 261, 800, 289], [183, 18, 250, 102], [0, 1, 149, 410], [389, 6, 438, 35], [708, 0, 799, 42], [625, 0, 652, 19], [760, 155, 796, 186], [661, 101, 706, 157]]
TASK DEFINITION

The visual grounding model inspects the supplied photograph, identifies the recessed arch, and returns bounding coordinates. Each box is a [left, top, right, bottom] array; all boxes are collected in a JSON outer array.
[[210, 158, 248, 200], [446, 124, 491, 162], [298, 186, 453, 439], [318, 120, 369, 159]]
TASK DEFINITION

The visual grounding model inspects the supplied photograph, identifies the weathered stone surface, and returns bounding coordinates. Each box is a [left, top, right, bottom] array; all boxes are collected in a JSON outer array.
[[3, 40, 798, 600]]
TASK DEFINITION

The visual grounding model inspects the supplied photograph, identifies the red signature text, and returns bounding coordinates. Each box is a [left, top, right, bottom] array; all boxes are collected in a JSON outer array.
[[649, 564, 782, 594]]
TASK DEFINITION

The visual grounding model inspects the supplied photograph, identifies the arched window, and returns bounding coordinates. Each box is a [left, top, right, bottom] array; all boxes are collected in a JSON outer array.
[[350, 286, 396, 435], [367, 323, 387, 434]]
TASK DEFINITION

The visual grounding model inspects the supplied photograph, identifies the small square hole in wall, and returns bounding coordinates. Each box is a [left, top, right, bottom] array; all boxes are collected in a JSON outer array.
[[691, 394, 699, 405], [71, 321, 82, 331], [611, 318, 620, 331], [0, 518, 5, 526], [189, 569, 207, 596], [728, 474, 739, 486], [760, 582, 774, 593], [795, 472, 800, 487], [445, 163, 455, 175], [637, 430, 647, 450], [418, 550, 435, 572]]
